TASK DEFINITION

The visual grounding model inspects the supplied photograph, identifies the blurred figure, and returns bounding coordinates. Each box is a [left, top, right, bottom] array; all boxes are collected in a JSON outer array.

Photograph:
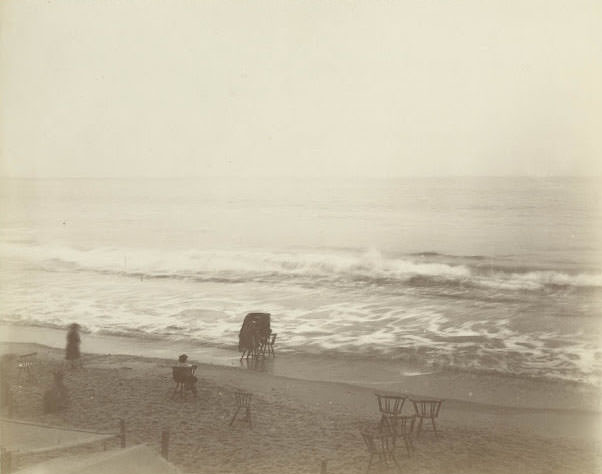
[[65, 323, 81, 369], [176, 354, 198, 395]]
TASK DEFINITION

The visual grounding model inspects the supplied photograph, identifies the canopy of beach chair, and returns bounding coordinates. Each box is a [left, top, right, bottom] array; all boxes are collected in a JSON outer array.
[[238, 312, 271, 355]]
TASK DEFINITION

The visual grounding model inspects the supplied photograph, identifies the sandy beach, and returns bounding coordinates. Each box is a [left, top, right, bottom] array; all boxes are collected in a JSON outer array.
[[1, 337, 600, 474]]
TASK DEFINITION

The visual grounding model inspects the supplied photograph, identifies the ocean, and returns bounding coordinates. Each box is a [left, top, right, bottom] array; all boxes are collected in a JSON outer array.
[[1, 177, 601, 386]]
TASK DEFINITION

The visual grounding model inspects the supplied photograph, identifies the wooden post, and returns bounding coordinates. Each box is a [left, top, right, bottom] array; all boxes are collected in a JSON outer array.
[[1, 448, 12, 474], [320, 459, 327, 474], [119, 419, 126, 448], [7, 392, 13, 418], [161, 429, 170, 460]]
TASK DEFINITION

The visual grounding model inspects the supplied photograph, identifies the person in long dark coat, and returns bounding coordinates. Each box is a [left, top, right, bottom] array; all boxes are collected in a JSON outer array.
[[65, 323, 81, 368], [176, 354, 198, 395]]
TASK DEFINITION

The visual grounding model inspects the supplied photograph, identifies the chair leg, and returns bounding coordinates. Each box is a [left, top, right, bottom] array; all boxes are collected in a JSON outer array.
[[431, 418, 438, 437], [378, 415, 388, 431], [365, 454, 374, 474], [247, 407, 252, 429], [390, 452, 402, 474], [416, 417, 423, 438], [378, 438, 387, 464], [229, 407, 241, 426], [186, 380, 197, 399], [403, 436, 412, 457]]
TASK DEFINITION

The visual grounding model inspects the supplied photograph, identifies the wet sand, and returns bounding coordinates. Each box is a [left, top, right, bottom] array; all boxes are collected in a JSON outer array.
[[1, 324, 599, 412]]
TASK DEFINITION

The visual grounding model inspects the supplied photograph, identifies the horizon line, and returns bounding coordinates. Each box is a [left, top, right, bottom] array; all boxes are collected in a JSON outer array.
[[1, 174, 600, 180]]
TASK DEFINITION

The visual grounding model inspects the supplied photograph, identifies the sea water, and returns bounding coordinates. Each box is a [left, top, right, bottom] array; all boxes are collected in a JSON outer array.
[[1, 177, 601, 386]]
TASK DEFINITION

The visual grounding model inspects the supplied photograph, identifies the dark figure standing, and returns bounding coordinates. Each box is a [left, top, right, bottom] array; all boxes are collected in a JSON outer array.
[[177, 354, 198, 395], [65, 323, 81, 369]]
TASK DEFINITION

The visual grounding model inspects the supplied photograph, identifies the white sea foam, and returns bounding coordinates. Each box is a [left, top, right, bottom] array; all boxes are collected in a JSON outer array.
[[2, 242, 601, 293], [1, 177, 601, 385]]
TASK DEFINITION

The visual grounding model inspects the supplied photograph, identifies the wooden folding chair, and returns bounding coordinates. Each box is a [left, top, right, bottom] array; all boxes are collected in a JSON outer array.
[[266, 333, 277, 356], [257, 334, 269, 358], [390, 415, 416, 456], [16, 352, 37, 385], [229, 391, 253, 428], [411, 399, 443, 438], [375, 393, 406, 430], [360, 424, 401, 474]]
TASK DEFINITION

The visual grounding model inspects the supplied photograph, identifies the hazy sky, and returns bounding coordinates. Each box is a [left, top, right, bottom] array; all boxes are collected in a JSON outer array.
[[1, 0, 600, 178]]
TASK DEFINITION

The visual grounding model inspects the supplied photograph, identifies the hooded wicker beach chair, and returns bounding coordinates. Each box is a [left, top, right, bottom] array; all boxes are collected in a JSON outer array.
[[238, 313, 272, 360]]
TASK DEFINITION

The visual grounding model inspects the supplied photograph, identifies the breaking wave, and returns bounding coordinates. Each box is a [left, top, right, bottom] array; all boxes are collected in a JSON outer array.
[[2, 242, 601, 292]]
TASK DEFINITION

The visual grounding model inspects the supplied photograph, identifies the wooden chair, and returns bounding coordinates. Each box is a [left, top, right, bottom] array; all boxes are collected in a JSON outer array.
[[256, 334, 269, 358], [390, 415, 416, 456], [375, 393, 406, 430], [360, 423, 401, 474], [171, 365, 197, 400], [266, 333, 277, 356], [411, 399, 443, 438], [16, 352, 37, 385], [229, 391, 253, 428]]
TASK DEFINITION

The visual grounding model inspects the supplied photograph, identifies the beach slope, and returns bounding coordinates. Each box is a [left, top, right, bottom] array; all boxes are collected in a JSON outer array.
[[1, 342, 600, 474]]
